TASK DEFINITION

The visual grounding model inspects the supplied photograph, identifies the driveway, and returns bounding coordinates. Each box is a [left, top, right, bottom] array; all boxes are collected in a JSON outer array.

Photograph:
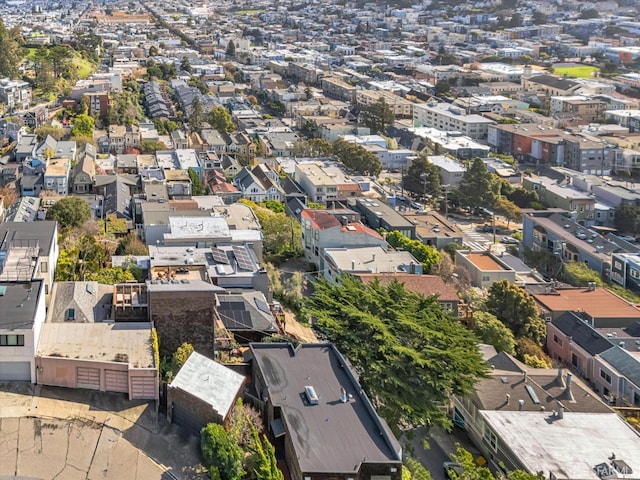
[[0, 382, 207, 480]]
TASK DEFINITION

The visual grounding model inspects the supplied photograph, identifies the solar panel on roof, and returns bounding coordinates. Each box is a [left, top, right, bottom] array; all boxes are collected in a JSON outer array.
[[255, 298, 271, 314], [232, 246, 254, 271], [219, 310, 252, 329], [211, 247, 230, 264]]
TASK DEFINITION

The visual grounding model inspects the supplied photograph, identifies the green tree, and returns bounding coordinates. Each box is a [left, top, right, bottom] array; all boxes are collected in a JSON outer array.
[[307, 275, 488, 431], [485, 280, 545, 345], [450, 445, 544, 480], [456, 158, 498, 209], [200, 423, 244, 480], [494, 197, 522, 229], [207, 106, 235, 133], [46, 196, 92, 228], [140, 141, 167, 154], [507, 188, 539, 209], [247, 422, 283, 480], [333, 138, 382, 176], [71, 114, 95, 137], [89, 266, 136, 284], [240, 200, 302, 259], [403, 154, 440, 197], [0, 18, 23, 79], [516, 338, 552, 369], [188, 97, 204, 133], [172, 342, 194, 370], [226, 40, 236, 57], [360, 96, 395, 135], [180, 56, 192, 73], [473, 311, 516, 354], [404, 457, 431, 480], [613, 203, 640, 235], [385, 230, 440, 273], [115, 233, 149, 256], [188, 168, 206, 196], [35, 125, 65, 141]]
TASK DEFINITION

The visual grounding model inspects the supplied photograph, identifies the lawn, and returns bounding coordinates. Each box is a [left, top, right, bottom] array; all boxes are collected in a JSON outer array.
[[233, 9, 263, 15], [553, 65, 600, 78]]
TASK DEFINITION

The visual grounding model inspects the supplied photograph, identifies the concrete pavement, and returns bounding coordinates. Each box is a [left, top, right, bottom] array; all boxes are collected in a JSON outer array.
[[0, 382, 207, 480]]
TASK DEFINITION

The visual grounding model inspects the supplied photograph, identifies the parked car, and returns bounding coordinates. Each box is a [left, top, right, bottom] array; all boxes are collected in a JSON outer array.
[[501, 236, 519, 244], [477, 225, 497, 233], [443, 462, 464, 479], [411, 201, 422, 210]]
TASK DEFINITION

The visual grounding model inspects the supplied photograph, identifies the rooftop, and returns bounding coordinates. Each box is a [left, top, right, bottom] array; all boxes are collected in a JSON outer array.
[[482, 411, 640, 480], [37, 322, 155, 369], [250, 343, 402, 473], [0, 280, 43, 330], [532, 287, 640, 320], [357, 273, 458, 301], [465, 252, 508, 271], [169, 351, 245, 419]]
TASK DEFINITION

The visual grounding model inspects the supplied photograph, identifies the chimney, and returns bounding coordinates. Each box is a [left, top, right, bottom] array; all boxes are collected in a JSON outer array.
[[557, 367, 565, 388], [557, 402, 564, 419], [372, 253, 376, 262], [505, 394, 510, 405], [351, 260, 355, 270], [340, 387, 348, 403], [518, 399, 525, 411], [564, 373, 575, 403], [523, 370, 528, 383]]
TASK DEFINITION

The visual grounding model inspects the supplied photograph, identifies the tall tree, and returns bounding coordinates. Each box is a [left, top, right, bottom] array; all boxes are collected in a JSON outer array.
[[207, 106, 235, 133], [456, 158, 498, 209], [226, 40, 236, 57], [485, 280, 545, 345], [360, 96, 395, 134], [307, 275, 487, 432], [473, 311, 516, 355], [189, 167, 206, 196], [494, 197, 522, 229], [0, 18, 23, 79], [188, 97, 204, 133], [46, 196, 92, 228], [403, 154, 440, 197], [613, 203, 640, 235], [71, 114, 95, 137], [385, 230, 440, 273], [333, 138, 382, 176], [200, 424, 244, 480]]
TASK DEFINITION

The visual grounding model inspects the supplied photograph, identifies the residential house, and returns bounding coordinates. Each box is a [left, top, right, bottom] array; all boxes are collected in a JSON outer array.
[[455, 251, 517, 289], [147, 280, 223, 357], [451, 351, 638, 478], [206, 169, 241, 203], [216, 291, 279, 344], [72, 143, 97, 194], [404, 210, 464, 249], [0, 221, 59, 304], [14, 134, 38, 163], [167, 351, 245, 435], [531, 285, 640, 327], [0, 280, 45, 381], [171, 129, 189, 150], [36, 281, 158, 400], [594, 345, 640, 407], [611, 252, 640, 293], [521, 74, 580, 97], [249, 343, 402, 480], [220, 154, 242, 179], [349, 197, 416, 239], [300, 209, 386, 269], [115, 154, 138, 174], [428, 155, 466, 188], [0, 78, 32, 111], [322, 246, 422, 282], [233, 164, 284, 203], [356, 89, 413, 118], [522, 176, 596, 225], [85, 92, 110, 119]]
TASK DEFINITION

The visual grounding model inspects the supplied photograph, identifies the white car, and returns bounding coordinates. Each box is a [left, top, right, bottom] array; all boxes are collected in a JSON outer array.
[[500, 236, 519, 244]]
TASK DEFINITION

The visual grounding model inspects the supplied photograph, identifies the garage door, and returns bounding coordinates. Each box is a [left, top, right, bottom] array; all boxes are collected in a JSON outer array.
[[0, 362, 31, 381], [131, 376, 156, 399], [105, 370, 128, 394], [76, 367, 100, 390], [171, 402, 206, 437]]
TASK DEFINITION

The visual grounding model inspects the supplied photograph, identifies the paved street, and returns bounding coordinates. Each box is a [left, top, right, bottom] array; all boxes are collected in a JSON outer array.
[[0, 382, 206, 480]]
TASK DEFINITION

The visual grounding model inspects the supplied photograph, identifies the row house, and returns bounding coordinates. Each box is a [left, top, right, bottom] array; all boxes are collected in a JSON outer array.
[[233, 164, 284, 203], [522, 176, 596, 225], [0, 78, 32, 111], [355, 89, 413, 118]]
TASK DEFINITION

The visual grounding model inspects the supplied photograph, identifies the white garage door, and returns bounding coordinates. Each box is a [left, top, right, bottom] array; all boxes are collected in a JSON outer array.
[[76, 367, 100, 390], [0, 362, 31, 381], [105, 370, 128, 394]]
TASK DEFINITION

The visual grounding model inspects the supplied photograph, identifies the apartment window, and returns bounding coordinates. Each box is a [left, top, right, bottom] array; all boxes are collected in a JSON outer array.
[[482, 276, 490, 281], [67, 308, 75, 321], [483, 428, 498, 452], [553, 334, 563, 346], [0, 334, 25, 346], [600, 369, 611, 384], [41, 262, 47, 273]]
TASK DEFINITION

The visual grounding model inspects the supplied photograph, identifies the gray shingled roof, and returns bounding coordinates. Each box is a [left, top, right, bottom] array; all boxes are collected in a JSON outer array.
[[599, 346, 640, 387], [552, 312, 613, 355]]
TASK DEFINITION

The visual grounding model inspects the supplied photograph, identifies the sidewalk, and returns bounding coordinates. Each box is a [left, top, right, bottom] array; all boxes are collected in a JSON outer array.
[[0, 382, 206, 480]]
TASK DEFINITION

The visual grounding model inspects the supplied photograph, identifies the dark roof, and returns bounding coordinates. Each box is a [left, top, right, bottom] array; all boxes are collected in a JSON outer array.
[[551, 312, 613, 355], [280, 176, 305, 196], [0, 220, 57, 257], [104, 177, 132, 218], [528, 74, 579, 91], [249, 343, 402, 474], [472, 367, 612, 414], [0, 280, 44, 329], [217, 292, 278, 334]]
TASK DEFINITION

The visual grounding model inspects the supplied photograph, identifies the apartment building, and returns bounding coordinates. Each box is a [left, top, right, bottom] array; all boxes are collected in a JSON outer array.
[[413, 102, 495, 139], [356, 89, 413, 118]]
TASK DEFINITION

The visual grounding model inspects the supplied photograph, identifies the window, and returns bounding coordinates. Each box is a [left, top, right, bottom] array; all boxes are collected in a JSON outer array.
[[41, 262, 47, 273], [483, 427, 498, 452], [553, 334, 563, 346], [67, 308, 75, 320], [0, 334, 25, 346], [600, 369, 611, 384], [482, 275, 490, 281]]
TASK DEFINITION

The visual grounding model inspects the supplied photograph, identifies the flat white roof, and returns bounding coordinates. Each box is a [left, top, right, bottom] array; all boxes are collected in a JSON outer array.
[[482, 411, 640, 479], [167, 216, 230, 238]]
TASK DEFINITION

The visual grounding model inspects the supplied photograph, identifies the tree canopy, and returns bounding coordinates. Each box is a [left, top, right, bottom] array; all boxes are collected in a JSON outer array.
[[71, 114, 95, 138], [385, 230, 440, 273], [46, 196, 92, 228], [473, 311, 515, 355], [189, 168, 206, 196], [485, 280, 546, 345], [456, 158, 498, 209], [403, 154, 440, 197], [0, 18, 23, 80], [360, 96, 395, 135], [200, 423, 244, 480], [333, 138, 382, 177], [613, 203, 640, 235], [306, 275, 487, 432], [207, 106, 236, 133]]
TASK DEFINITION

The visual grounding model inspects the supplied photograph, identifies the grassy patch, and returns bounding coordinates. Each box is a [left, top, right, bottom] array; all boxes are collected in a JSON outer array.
[[553, 65, 600, 78], [72, 55, 96, 79]]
